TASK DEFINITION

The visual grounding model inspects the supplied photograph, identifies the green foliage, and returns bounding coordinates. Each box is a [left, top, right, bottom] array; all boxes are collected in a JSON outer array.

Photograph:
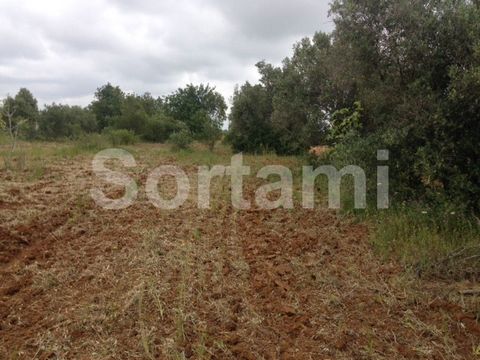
[[228, 34, 335, 154], [143, 113, 184, 142], [1, 96, 16, 116], [88, 83, 224, 147], [2, 83, 225, 149], [14, 90, 37, 114], [39, 104, 97, 139], [228, 83, 276, 153], [169, 130, 193, 150], [320, 136, 480, 280], [138, 92, 163, 117], [164, 84, 226, 143], [13, 88, 39, 139], [193, 110, 222, 150], [104, 128, 138, 146], [229, 0, 480, 213], [328, 101, 363, 144], [269, 34, 333, 154], [441, 50, 480, 212], [328, 0, 480, 212], [111, 94, 149, 135], [91, 83, 125, 130], [0, 89, 39, 141]]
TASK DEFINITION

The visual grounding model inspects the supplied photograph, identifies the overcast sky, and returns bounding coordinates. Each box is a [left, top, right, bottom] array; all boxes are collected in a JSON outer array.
[[0, 0, 333, 108]]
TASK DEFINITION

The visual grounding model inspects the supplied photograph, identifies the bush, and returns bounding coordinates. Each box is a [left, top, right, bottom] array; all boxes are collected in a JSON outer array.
[[104, 129, 138, 146], [309, 133, 384, 211], [169, 130, 193, 149], [143, 114, 183, 143]]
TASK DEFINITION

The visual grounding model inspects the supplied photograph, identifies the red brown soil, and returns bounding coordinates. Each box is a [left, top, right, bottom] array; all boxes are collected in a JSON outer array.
[[0, 150, 478, 359]]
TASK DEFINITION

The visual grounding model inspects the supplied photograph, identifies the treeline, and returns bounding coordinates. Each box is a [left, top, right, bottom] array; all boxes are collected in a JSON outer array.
[[228, 0, 480, 213], [0, 83, 227, 149]]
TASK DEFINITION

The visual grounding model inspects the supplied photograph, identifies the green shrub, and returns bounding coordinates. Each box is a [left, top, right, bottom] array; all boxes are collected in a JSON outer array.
[[105, 129, 138, 146], [143, 114, 183, 143], [169, 130, 193, 149], [309, 133, 384, 212]]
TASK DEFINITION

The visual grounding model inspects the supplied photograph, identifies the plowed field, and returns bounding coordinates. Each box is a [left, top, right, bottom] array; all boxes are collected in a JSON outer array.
[[1, 143, 479, 359]]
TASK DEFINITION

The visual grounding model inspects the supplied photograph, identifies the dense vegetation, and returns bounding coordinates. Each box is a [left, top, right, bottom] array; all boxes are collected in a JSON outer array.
[[229, 0, 480, 215], [0, 83, 226, 149]]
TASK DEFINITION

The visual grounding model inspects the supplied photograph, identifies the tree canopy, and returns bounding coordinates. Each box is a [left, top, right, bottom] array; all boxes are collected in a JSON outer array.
[[0, 83, 227, 149], [227, 0, 480, 212], [164, 84, 227, 142]]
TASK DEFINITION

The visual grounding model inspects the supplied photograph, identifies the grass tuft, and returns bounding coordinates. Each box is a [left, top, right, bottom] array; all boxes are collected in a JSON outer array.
[[371, 205, 480, 280]]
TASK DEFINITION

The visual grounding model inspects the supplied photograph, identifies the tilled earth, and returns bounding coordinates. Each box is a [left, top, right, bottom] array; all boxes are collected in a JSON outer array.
[[0, 144, 479, 359]]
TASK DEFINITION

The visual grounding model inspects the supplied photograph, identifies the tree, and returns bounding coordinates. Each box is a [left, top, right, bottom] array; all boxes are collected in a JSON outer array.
[[13, 88, 39, 139], [269, 34, 332, 153], [39, 104, 97, 139], [111, 94, 149, 135], [228, 83, 275, 153], [1, 96, 26, 151], [193, 110, 222, 150], [326, 0, 480, 210], [226, 0, 480, 211], [91, 83, 125, 130], [164, 84, 227, 142], [228, 38, 332, 154], [138, 92, 163, 117]]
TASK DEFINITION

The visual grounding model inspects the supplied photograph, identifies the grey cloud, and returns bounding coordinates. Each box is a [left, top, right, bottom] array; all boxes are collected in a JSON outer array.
[[207, 0, 332, 39], [0, 0, 333, 106]]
